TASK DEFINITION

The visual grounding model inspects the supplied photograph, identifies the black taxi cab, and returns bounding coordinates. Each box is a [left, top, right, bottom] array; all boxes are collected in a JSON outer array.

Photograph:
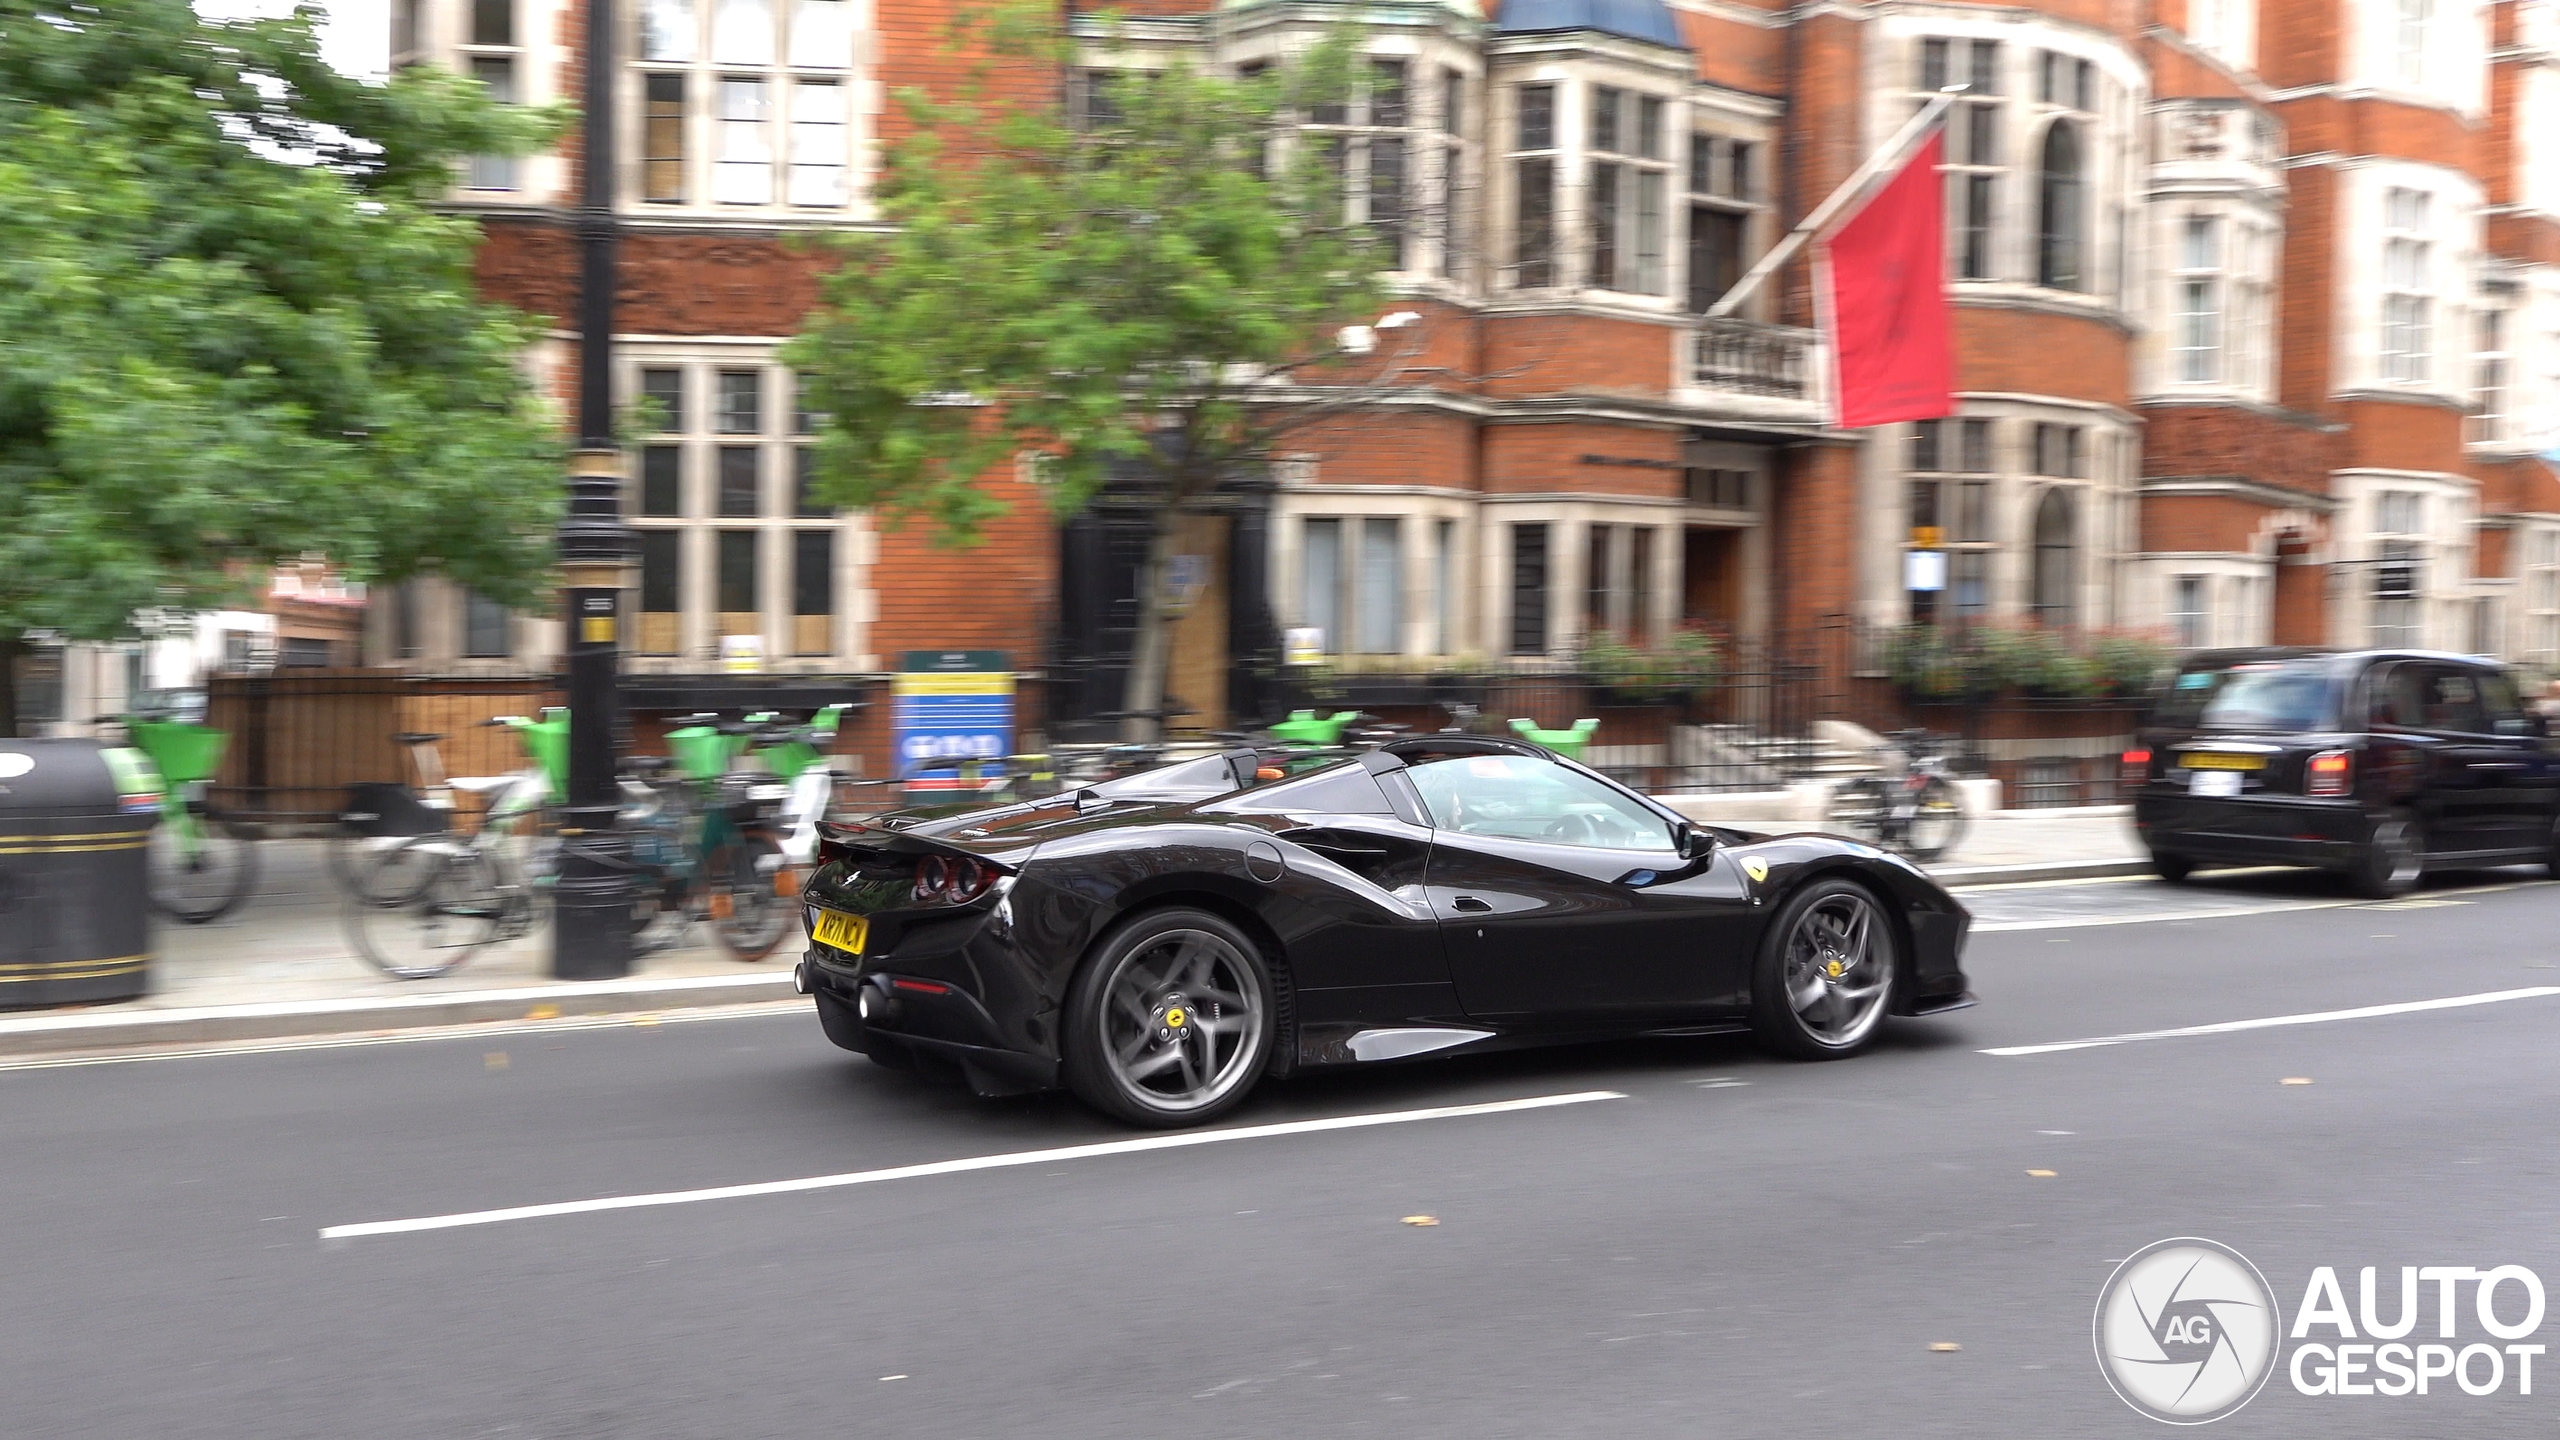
[[2126, 648, 2560, 897]]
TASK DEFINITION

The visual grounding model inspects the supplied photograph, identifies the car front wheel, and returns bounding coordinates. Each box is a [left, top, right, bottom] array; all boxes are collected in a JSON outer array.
[[1063, 907, 1277, 1128], [1750, 878, 1900, 1061]]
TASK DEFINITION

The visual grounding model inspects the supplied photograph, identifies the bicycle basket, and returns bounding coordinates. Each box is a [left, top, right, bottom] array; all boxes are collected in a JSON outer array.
[[126, 720, 228, 785], [515, 716, 571, 797], [667, 726, 743, 784]]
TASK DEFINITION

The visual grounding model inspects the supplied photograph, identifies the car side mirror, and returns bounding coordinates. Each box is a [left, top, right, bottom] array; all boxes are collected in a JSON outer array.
[[1678, 822, 1717, 861]]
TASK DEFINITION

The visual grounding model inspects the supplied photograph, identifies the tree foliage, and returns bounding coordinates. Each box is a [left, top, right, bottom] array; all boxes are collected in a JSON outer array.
[[788, 16, 1381, 541], [786, 10, 1390, 730], [0, 0, 571, 664]]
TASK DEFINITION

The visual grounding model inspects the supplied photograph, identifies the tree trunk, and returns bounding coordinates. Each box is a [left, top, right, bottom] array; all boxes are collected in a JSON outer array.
[[1118, 509, 1181, 745], [0, 633, 20, 740]]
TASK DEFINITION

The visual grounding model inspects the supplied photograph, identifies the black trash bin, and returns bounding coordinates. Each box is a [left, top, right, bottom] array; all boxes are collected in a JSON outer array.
[[0, 738, 159, 1007]]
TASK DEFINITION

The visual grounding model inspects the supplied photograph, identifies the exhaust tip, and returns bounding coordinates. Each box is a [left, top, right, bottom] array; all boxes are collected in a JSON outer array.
[[792, 960, 811, 996]]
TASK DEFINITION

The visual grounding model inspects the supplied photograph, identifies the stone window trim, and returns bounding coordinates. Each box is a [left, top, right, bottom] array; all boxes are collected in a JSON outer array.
[[1272, 492, 1474, 659], [1918, 36, 2005, 282], [1505, 81, 1561, 290], [2465, 288, 2514, 448], [1296, 56, 1436, 276], [2523, 525, 2560, 668], [2380, 185, 2435, 386], [627, 0, 857, 214], [1585, 83, 1676, 298], [460, 4, 525, 194], [620, 352, 859, 666]]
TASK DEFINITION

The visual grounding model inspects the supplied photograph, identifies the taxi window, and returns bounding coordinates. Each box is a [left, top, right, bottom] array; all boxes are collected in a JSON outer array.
[[2195, 661, 2334, 732], [1403, 753, 1675, 852], [2414, 666, 2488, 734]]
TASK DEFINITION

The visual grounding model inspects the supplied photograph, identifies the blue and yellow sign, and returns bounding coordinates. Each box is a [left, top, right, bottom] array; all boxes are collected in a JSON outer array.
[[895, 651, 1014, 787]]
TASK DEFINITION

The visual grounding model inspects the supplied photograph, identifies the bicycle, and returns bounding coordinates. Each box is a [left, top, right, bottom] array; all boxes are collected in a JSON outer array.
[[1825, 728, 1969, 863], [657, 712, 799, 961], [340, 734, 555, 979], [328, 730, 460, 899], [125, 709, 259, 924]]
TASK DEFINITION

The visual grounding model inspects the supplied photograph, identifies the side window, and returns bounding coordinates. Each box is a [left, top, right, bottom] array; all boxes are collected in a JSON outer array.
[[2418, 666, 2488, 734], [2365, 664, 2422, 729], [2477, 669, 2530, 735], [1405, 753, 1675, 852]]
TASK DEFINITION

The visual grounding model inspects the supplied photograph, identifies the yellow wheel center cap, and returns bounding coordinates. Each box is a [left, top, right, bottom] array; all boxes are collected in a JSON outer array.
[[1824, 960, 1844, 979], [1164, 1007, 1187, 1029]]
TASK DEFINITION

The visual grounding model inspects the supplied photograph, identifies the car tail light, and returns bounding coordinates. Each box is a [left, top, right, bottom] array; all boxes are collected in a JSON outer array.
[[2121, 748, 2151, 786], [910, 853, 997, 905], [890, 977, 951, 995], [2306, 749, 2354, 797]]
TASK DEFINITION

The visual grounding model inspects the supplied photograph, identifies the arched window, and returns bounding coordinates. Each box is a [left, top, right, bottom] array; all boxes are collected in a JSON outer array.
[[2031, 487, 2078, 625], [2037, 121, 2084, 291]]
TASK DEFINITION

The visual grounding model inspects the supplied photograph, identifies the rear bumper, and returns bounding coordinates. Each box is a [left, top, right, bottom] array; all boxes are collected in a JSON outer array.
[[2134, 792, 2372, 868]]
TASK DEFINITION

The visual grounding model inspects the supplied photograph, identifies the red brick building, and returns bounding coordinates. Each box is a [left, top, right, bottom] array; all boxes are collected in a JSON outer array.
[[377, 0, 2560, 772]]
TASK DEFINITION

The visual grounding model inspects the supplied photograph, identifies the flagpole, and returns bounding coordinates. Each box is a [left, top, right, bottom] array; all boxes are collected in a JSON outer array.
[[1704, 85, 1967, 320]]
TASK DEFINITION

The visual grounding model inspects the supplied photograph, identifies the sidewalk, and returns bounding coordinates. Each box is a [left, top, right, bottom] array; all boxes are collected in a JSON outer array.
[[0, 808, 2145, 1058]]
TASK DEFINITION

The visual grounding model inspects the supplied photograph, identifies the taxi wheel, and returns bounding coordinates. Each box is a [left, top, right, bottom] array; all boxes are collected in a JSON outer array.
[[2543, 813, 2560, 880], [2352, 814, 2423, 900], [2150, 852, 2193, 884]]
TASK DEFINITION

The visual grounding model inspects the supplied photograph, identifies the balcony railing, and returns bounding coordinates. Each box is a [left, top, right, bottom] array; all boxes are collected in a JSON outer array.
[[1691, 316, 1816, 399]]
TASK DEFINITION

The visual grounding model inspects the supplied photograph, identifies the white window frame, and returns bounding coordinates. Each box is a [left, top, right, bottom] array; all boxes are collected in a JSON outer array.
[[631, 0, 854, 212], [1919, 37, 2004, 282], [2173, 214, 2222, 384], [2380, 187, 2433, 385]]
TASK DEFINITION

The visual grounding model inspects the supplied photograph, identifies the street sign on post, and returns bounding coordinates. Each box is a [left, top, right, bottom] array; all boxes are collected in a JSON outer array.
[[894, 651, 1013, 790]]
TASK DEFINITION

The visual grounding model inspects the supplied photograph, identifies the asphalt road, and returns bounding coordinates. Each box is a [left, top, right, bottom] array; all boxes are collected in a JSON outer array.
[[5, 867, 2559, 1438]]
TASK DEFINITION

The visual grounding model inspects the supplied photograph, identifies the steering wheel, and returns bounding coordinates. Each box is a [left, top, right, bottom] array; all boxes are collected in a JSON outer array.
[[1543, 811, 1611, 847]]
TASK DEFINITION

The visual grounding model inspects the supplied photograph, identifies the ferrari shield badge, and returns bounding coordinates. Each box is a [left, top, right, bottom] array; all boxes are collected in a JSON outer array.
[[1741, 857, 1769, 884]]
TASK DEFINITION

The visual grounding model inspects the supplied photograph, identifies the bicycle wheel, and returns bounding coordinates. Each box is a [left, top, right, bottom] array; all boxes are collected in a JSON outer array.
[[344, 838, 503, 980], [1899, 775, 1968, 863], [148, 807, 259, 923], [705, 833, 793, 961], [1824, 778, 1889, 844]]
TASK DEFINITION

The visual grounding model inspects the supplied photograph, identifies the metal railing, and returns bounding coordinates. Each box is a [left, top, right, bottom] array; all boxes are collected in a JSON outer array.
[[1690, 317, 1817, 398]]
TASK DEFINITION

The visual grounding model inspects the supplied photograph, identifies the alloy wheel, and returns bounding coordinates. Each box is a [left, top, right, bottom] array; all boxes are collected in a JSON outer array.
[[1783, 891, 1892, 1048], [1096, 928, 1266, 1116]]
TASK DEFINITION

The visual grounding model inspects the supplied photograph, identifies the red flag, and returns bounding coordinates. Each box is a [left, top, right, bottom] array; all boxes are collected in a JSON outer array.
[[1819, 129, 1954, 429]]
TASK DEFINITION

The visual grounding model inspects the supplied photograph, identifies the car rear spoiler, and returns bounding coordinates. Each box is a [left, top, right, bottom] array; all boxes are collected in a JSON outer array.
[[812, 820, 1023, 874]]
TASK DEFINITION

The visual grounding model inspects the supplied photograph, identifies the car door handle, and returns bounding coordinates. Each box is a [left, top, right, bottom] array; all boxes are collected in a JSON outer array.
[[1451, 895, 1493, 913]]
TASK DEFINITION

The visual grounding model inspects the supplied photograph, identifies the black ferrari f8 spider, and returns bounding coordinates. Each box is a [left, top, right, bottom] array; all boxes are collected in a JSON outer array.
[[795, 735, 1975, 1126]]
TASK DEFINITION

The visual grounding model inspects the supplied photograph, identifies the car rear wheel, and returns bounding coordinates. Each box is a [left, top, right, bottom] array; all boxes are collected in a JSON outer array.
[[1064, 908, 1275, 1128], [2352, 814, 2423, 899], [1749, 878, 1899, 1061], [2543, 813, 2560, 881], [2150, 851, 2193, 884]]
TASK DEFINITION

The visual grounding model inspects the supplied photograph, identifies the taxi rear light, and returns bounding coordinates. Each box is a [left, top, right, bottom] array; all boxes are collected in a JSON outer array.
[[2306, 749, 2353, 797], [2120, 748, 2151, 786]]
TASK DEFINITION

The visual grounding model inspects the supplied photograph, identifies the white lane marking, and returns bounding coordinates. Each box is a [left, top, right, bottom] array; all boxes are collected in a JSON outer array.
[[1981, 987, 2560, 1058], [319, 1090, 1627, 1241], [0, 1002, 806, 1073], [1972, 900, 2351, 933]]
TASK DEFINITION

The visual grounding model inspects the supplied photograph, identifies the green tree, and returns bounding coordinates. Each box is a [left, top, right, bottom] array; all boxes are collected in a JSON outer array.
[[788, 14, 1414, 740], [0, 0, 570, 733]]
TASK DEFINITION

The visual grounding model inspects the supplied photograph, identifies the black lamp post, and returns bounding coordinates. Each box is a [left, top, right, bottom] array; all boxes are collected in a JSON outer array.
[[553, 0, 636, 980]]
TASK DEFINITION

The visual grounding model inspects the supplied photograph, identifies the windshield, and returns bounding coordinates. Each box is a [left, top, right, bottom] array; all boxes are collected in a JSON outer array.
[[2160, 659, 2337, 732], [1404, 752, 1676, 852], [1084, 753, 1245, 803]]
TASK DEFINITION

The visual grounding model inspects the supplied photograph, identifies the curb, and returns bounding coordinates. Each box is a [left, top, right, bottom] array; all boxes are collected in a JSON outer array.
[[0, 971, 802, 1060], [1934, 858, 2151, 887]]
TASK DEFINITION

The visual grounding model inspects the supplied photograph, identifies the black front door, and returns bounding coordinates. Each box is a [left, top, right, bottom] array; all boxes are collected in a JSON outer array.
[[1425, 834, 1757, 1021]]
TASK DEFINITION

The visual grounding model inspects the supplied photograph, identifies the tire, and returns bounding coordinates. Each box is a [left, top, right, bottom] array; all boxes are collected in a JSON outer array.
[[2150, 851, 2194, 884], [1062, 907, 1277, 1128], [2352, 813, 2424, 900], [1825, 778, 1888, 843], [332, 829, 428, 903], [706, 832, 793, 962], [1749, 877, 1900, 1061], [147, 809, 259, 924], [2543, 813, 2560, 881], [1898, 775, 1967, 863], [343, 837, 501, 980]]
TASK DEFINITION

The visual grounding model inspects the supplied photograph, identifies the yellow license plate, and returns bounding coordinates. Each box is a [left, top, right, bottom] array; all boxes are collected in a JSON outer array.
[[2181, 752, 2265, 771], [810, 909, 868, 954]]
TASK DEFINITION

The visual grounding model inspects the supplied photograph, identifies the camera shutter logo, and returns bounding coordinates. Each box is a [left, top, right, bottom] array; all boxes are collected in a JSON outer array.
[[2094, 1238, 2283, 1424]]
